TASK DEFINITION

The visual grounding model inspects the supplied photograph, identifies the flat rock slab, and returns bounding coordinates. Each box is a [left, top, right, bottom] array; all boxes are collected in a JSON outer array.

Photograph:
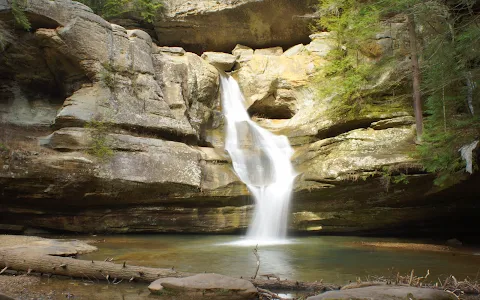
[[308, 285, 457, 300], [201, 52, 236, 71], [0, 235, 97, 256], [148, 273, 258, 299]]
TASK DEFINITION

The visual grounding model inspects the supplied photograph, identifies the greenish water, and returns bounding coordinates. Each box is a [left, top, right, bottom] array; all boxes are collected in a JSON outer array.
[[79, 235, 480, 285]]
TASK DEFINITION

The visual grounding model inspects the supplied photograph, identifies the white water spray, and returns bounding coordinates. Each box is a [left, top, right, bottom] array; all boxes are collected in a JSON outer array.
[[220, 74, 296, 245]]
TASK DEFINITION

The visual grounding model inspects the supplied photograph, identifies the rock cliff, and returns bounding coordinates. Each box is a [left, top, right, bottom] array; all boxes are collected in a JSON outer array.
[[155, 0, 316, 53], [0, 0, 477, 235]]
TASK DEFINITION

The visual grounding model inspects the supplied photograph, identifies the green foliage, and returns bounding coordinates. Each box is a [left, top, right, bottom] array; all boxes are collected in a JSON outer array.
[[133, 0, 163, 23], [414, 4, 480, 186], [85, 120, 114, 160], [11, 0, 31, 30], [314, 0, 400, 119], [0, 142, 8, 152], [76, 0, 163, 24], [315, 0, 380, 48], [315, 0, 480, 186], [392, 173, 410, 185], [380, 166, 411, 192], [100, 63, 116, 89]]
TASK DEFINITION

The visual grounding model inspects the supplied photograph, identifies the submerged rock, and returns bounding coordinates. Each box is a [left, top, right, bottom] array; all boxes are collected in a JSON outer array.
[[308, 285, 457, 300], [148, 273, 258, 300]]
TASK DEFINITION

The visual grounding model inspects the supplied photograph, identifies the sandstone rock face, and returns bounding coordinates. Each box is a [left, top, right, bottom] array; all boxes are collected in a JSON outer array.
[[1, 0, 220, 143], [201, 52, 237, 71], [148, 273, 258, 300], [156, 0, 316, 53], [232, 41, 325, 120], [0, 0, 477, 235], [307, 285, 457, 300]]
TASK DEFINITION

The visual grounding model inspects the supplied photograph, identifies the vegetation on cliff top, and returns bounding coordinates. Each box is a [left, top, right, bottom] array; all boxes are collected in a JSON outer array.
[[76, 0, 163, 23], [315, 0, 480, 186]]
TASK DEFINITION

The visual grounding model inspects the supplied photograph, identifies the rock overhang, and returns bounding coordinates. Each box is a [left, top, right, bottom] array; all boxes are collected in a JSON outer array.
[[155, 0, 316, 54]]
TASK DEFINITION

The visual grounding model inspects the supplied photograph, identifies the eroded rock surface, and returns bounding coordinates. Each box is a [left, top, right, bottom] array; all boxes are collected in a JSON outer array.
[[0, 0, 477, 235], [156, 0, 316, 53], [149, 273, 258, 300]]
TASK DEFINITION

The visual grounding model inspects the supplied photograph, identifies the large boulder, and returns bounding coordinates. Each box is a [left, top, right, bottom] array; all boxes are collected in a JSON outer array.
[[232, 41, 326, 120], [148, 273, 258, 300], [308, 285, 457, 300], [155, 0, 316, 53], [152, 46, 221, 144], [201, 52, 237, 71]]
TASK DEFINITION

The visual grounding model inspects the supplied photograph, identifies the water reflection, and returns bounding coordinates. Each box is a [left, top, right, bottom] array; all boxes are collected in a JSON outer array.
[[80, 235, 480, 285]]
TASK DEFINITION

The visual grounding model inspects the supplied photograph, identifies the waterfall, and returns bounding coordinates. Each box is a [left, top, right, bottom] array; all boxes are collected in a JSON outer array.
[[220, 74, 296, 244]]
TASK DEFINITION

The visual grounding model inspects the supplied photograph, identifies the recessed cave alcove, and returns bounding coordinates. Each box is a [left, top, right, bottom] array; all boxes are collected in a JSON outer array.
[[0, 18, 90, 126]]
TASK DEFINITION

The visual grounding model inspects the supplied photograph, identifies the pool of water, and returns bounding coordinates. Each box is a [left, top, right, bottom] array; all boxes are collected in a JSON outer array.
[[78, 235, 480, 285]]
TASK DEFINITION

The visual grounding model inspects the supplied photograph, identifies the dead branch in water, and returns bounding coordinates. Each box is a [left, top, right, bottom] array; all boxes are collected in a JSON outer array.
[[360, 270, 480, 297], [257, 288, 289, 300], [251, 278, 339, 292], [252, 244, 260, 280]]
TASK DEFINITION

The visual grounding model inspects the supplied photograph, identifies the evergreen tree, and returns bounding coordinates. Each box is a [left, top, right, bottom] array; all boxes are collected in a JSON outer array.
[[315, 0, 480, 185]]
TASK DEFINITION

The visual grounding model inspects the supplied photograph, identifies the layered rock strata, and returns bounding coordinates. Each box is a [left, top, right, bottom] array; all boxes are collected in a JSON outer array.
[[0, 0, 477, 235]]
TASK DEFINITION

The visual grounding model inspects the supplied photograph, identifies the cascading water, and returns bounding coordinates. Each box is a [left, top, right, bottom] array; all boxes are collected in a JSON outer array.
[[220, 74, 296, 245]]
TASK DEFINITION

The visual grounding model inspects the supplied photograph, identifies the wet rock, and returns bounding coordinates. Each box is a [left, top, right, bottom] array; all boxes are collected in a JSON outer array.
[[148, 273, 258, 300], [308, 285, 457, 300]]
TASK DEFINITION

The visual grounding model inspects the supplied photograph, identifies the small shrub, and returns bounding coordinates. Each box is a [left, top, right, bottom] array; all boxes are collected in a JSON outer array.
[[0, 142, 8, 152], [100, 62, 116, 89], [85, 120, 114, 160]]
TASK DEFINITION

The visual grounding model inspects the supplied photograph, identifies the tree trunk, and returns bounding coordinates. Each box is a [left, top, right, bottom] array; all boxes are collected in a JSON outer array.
[[0, 247, 192, 283], [466, 71, 475, 115], [407, 13, 423, 142]]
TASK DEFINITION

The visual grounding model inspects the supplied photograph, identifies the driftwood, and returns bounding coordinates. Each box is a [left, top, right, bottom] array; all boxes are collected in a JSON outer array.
[[0, 247, 192, 283], [252, 245, 260, 280]]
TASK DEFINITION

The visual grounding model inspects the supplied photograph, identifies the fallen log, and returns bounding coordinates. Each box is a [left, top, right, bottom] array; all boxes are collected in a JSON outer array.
[[0, 248, 338, 291], [0, 247, 192, 283], [0, 236, 339, 291]]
